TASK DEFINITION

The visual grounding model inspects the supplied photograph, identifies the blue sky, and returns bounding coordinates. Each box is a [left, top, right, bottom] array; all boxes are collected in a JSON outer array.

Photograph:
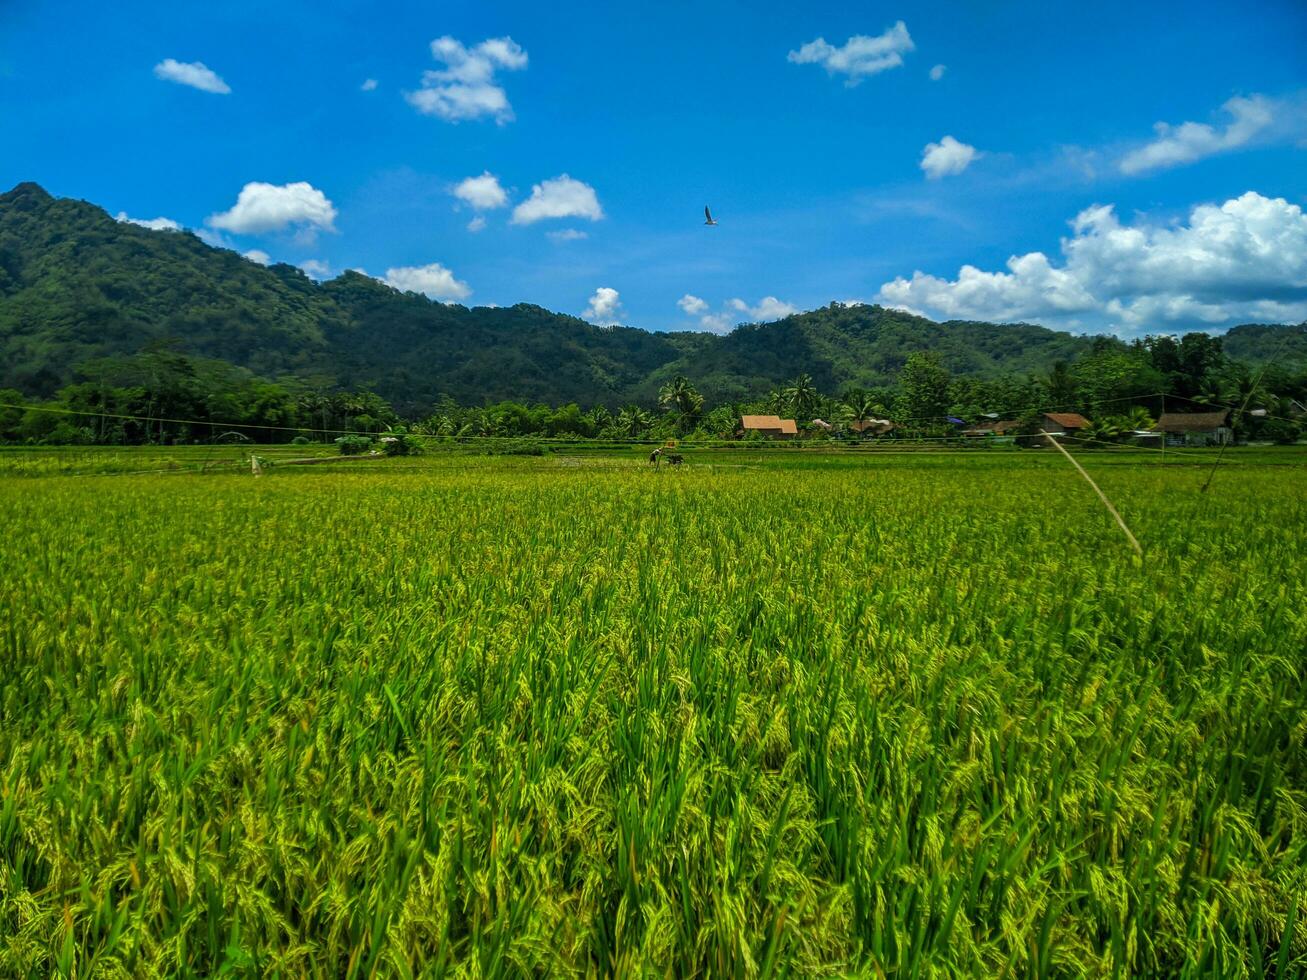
[[2, 0, 1305, 335]]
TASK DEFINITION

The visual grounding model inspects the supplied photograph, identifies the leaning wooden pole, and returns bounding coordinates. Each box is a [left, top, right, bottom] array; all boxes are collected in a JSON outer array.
[[1045, 433, 1142, 557]]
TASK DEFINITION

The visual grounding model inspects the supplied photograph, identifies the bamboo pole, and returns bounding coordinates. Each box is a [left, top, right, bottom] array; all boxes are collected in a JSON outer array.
[[1045, 433, 1142, 557]]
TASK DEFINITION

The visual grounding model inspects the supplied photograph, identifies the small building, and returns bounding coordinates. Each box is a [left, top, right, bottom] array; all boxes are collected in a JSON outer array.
[[962, 419, 1022, 438], [739, 414, 798, 440], [810, 418, 834, 432], [849, 418, 895, 437], [1154, 411, 1232, 447], [1041, 413, 1090, 436]]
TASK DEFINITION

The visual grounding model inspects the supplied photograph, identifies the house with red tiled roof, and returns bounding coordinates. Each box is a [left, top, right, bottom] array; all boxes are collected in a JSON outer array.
[[1154, 411, 1232, 447], [1040, 412, 1090, 435]]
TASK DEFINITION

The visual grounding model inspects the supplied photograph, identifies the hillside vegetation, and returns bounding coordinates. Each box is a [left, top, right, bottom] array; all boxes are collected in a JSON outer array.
[[7, 182, 1301, 416]]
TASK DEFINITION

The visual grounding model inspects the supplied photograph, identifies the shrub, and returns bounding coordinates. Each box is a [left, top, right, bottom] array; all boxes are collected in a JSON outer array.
[[334, 434, 372, 455], [379, 427, 420, 457], [1260, 418, 1302, 445]]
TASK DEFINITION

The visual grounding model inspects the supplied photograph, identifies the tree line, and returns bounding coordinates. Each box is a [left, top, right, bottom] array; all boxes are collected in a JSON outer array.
[[3, 333, 1304, 447]]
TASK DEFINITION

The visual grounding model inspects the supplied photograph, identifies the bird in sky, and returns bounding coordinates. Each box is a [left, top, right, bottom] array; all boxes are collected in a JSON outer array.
[[704, 205, 717, 226]]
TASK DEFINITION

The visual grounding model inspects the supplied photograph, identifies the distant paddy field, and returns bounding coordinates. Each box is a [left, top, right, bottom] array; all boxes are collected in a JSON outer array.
[[2, 446, 1305, 976]]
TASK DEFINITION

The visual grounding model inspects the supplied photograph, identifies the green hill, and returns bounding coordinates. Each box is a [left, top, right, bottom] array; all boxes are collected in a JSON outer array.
[[2, 181, 1302, 413]]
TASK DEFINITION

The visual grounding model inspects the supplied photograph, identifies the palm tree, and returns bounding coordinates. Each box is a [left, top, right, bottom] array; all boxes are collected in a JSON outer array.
[[1124, 406, 1154, 431], [616, 405, 652, 438], [1193, 376, 1232, 407], [783, 373, 819, 420], [1081, 417, 1123, 446], [840, 389, 884, 426], [658, 376, 704, 431]]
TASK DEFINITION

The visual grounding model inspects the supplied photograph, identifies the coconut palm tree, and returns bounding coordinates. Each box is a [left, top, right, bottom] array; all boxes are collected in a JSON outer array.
[[784, 373, 819, 420], [1124, 406, 1154, 431], [616, 405, 652, 438], [658, 376, 704, 431]]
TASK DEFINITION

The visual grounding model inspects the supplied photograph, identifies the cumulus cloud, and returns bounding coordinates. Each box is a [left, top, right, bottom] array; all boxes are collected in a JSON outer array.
[[547, 228, 588, 242], [787, 22, 914, 84], [876, 191, 1307, 332], [405, 36, 527, 123], [677, 295, 800, 333], [731, 296, 800, 320], [207, 182, 337, 236], [453, 171, 508, 210], [467, 216, 487, 233], [361, 78, 378, 92], [920, 136, 979, 179], [243, 249, 271, 266], [116, 211, 181, 231], [299, 259, 331, 280], [384, 262, 471, 301], [677, 294, 709, 315], [1120, 95, 1274, 175], [582, 287, 624, 325], [153, 59, 230, 94], [511, 175, 604, 224], [929, 64, 946, 81]]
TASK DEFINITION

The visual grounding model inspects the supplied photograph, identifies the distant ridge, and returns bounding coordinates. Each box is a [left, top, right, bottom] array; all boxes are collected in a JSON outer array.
[[1, 182, 1302, 413]]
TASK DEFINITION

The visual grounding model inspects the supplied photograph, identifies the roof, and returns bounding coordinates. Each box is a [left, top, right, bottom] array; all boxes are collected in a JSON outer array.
[[778, 419, 798, 435], [850, 418, 895, 434], [1155, 411, 1230, 433], [740, 414, 784, 430], [1044, 412, 1090, 428]]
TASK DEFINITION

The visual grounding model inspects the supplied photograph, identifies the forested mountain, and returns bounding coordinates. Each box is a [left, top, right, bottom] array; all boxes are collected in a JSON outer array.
[[2, 181, 1303, 414]]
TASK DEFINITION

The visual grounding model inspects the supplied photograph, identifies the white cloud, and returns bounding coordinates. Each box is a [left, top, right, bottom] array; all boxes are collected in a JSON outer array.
[[929, 64, 946, 81], [361, 78, 378, 92], [243, 249, 271, 266], [1120, 95, 1275, 175], [299, 259, 331, 280], [677, 295, 800, 333], [787, 22, 914, 85], [920, 135, 979, 179], [467, 216, 487, 232], [876, 191, 1307, 333], [405, 36, 527, 123], [582, 286, 624, 325], [698, 313, 736, 334], [153, 59, 230, 94], [511, 175, 604, 224], [547, 228, 588, 242], [731, 296, 800, 321], [453, 171, 508, 210], [207, 182, 337, 236], [384, 262, 471, 301], [116, 211, 180, 231], [677, 294, 708, 315]]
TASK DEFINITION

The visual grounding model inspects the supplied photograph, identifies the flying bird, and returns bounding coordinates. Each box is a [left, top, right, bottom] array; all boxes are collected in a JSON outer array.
[[704, 206, 717, 226]]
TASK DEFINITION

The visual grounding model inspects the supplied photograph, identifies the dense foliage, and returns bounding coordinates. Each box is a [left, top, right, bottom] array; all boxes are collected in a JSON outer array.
[[4, 182, 1304, 424], [2, 449, 1304, 975], [5, 341, 1304, 447]]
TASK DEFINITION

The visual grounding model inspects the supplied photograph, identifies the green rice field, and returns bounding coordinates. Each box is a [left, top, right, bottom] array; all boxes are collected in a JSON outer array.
[[2, 446, 1305, 976]]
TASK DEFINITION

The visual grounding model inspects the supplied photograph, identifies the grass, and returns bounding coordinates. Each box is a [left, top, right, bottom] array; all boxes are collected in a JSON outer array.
[[2, 447, 1305, 976]]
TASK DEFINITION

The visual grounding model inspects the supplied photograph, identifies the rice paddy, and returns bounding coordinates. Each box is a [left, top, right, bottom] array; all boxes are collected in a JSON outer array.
[[2, 447, 1305, 976]]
